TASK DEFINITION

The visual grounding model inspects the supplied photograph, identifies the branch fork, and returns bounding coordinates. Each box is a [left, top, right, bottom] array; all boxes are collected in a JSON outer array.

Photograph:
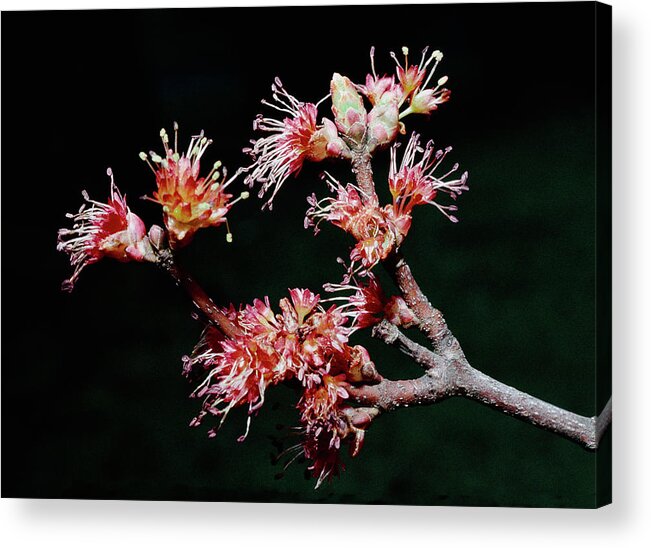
[[345, 150, 611, 451]]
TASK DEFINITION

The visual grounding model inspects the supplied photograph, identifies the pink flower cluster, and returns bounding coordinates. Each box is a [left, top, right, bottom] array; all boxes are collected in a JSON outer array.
[[324, 273, 417, 330], [298, 374, 351, 487], [58, 124, 250, 289], [305, 174, 408, 272], [241, 46, 466, 276], [56, 169, 153, 291], [305, 131, 468, 273], [388, 132, 469, 224], [142, 124, 247, 248], [245, 46, 451, 208], [182, 288, 377, 485], [388, 46, 451, 117], [243, 79, 348, 209]]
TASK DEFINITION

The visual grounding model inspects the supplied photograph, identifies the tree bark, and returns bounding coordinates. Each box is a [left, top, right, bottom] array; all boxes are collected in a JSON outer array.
[[351, 149, 378, 204], [347, 321, 610, 450]]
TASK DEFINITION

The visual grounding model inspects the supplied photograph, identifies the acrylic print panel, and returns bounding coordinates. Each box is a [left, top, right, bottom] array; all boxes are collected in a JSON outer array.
[[1, 2, 611, 507]]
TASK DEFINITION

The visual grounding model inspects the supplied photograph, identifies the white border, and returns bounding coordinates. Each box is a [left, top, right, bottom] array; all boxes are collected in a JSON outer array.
[[2, 0, 650, 546]]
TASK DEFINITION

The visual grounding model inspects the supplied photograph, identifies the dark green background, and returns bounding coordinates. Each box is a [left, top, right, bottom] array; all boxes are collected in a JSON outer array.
[[1, 2, 611, 506]]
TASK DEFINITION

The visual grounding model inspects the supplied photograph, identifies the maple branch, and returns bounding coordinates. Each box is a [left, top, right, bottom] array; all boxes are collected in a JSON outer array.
[[352, 150, 466, 352], [455, 366, 610, 450], [155, 248, 242, 339], [347, 152, 612, 450], [348, 321, 610, 450], [351, 148, 378, 204], [370, 319, 445, 371], [383, 250, 459, 350]]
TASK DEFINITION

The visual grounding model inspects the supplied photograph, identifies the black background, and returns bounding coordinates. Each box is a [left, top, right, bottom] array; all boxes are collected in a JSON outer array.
[[2, 2, 611, 506]]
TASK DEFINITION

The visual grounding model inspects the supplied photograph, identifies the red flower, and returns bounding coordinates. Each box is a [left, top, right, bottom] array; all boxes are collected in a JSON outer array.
[[390, 46, 451, 117], [298, 374, 350, 488], [324, 273, 417, 330], [305, 174, 404, 272], [298, 373, 380, 488], [324, 273, 387, 329], [389, 132, 469, 223], [142, 124, 244, 248], [244, 78, 349, 209], [289, 288, 321, 324], [188, 325, 279, 441], [409, 85, 451, 115], [57, 169, 149, 291]]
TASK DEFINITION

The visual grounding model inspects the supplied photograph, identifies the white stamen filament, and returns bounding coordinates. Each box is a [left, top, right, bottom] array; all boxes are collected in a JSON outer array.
[[369, 46, 377, 79]]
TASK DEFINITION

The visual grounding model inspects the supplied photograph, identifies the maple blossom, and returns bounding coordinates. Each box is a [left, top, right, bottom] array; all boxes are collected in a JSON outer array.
[[180, 287, 377, 482], [57, 169, 150, 291], [390, 46, 451, 117], [389, 132, 469, 223], [305, 173, 407, 273], [244, 78, 349, 209], [324, 273, 417, 330], [142, 124, 246, 248], [298, 374, 350, 487]]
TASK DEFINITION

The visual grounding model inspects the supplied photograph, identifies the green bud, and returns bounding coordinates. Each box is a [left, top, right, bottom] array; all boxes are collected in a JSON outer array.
[[330, 73, 367, 144]]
